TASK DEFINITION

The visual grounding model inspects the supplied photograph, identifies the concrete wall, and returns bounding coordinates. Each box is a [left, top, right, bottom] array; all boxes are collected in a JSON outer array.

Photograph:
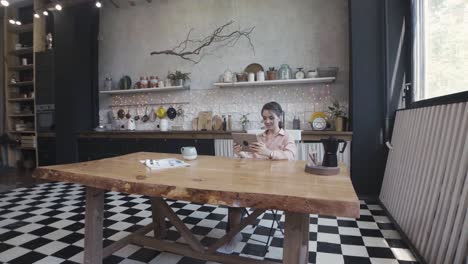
[[98, 0, 349, 130]]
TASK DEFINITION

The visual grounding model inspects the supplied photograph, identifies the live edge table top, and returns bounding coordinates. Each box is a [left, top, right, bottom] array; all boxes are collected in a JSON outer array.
[[33, 152, 359, 218]]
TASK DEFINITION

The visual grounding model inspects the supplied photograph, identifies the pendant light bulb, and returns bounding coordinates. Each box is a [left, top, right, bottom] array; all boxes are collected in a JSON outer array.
[[43, 10, 49, 16], [95, 1, 102, 8], [34, 13, 40, 19], [1, 0, 10, 7], [55, 4, 62, 11], [15, 21, 21, 25], [9, 19, 15, 24]]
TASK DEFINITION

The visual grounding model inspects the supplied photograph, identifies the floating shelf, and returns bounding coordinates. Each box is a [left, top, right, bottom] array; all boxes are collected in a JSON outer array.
[[8, 23, 33, 33], [20, 147, 36, 150], [214, 77, 335, 88], [10, 81, 34, 87], [9, 114, 35, 117], [99, 85, 189, 95], [9, 65, 34, 71], [9, 130, 35, 134], [8, 98, 34, 102], [9, 47, 33, 56]]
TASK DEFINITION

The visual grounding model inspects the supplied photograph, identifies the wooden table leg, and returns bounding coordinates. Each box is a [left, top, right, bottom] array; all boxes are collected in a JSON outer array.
[[283, 212, 309, 264], [150, 197, 167, 238], [228, 207, 243, 232], [84, 187, 104, 264]]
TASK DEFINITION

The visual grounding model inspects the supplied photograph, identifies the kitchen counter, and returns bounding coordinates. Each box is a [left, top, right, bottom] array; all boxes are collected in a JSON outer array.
[[79, 130, 353, 141]]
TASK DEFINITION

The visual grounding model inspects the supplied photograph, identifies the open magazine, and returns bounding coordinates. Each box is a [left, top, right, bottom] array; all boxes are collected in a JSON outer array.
[[140, 158, 191, 169]]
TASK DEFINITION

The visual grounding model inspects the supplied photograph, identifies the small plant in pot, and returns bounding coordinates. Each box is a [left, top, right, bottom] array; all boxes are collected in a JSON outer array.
[[240, 114, 250, 131], [168, 71, 190, 86], [328, 99, 348, 131], [267, 67, 277, 80], [236, 70, 248, 82]]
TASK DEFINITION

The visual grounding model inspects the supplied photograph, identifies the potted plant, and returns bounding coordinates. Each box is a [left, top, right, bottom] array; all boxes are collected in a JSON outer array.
[[168, 71, 190, 86], [267, 67, 277, 80], [236, 70, 248, 82], [328, 100, 348, 131], [240, 114, 250, 131]]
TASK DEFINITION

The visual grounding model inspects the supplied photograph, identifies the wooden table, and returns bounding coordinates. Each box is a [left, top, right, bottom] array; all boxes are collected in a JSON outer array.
[[33, 152, 359, 264]]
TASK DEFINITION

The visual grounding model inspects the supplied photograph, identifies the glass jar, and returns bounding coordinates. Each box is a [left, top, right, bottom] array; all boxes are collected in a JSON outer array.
[[278, 64, 292, 80]]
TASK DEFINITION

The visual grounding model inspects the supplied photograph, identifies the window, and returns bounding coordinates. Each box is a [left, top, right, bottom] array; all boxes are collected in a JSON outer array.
[[412, 0, 468, 101]]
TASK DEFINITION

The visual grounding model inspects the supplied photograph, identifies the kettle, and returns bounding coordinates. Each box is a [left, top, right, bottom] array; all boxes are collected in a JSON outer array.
[[321, 136, 347, 167]]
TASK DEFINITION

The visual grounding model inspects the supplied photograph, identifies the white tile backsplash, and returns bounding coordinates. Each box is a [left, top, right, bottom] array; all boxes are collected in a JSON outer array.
[[100, 84, 348, 131]]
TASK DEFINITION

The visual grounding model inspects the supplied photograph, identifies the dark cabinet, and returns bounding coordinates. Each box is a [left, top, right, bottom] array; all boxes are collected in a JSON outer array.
[[38, 137, 56, 166], [77, 138, 215, 162]]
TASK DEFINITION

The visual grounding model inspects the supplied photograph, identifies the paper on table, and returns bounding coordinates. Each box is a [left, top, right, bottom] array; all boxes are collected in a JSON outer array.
[[140, 158, 190, 169]]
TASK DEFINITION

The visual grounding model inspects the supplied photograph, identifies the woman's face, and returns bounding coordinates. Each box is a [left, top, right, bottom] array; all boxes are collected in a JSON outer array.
[[262, 110, 280, 130]]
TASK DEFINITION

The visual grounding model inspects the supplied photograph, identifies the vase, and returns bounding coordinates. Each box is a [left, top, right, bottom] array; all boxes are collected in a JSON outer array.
[[335, 117, 345, 131]]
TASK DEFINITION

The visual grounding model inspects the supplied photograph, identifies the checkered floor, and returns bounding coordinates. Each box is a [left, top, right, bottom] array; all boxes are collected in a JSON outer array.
[[0, 182, 419, 264]]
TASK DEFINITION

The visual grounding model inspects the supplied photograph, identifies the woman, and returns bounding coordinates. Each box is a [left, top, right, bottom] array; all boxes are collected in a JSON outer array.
[[234, 101, 296, 160], [217, 102, 296, 254]]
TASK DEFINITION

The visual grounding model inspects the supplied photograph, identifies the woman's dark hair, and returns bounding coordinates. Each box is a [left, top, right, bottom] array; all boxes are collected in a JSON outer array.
[[261, 101, 284, 129]]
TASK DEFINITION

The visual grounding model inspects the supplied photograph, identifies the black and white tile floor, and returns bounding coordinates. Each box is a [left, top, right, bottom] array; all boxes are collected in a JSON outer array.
[[0, 182, 419, 264]]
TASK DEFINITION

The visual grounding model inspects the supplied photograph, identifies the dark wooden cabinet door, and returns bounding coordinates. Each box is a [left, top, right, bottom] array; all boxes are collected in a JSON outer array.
[[38, 137, 56, 166], [77, 138, 215, 162]]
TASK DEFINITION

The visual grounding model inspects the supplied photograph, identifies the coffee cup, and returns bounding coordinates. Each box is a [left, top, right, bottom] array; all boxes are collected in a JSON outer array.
[[181, 146, 197, 160]]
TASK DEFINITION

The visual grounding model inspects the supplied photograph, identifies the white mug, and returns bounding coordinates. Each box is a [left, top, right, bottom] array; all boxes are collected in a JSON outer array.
[[248, 72, 255, 82], [181, 146, 197, 160]]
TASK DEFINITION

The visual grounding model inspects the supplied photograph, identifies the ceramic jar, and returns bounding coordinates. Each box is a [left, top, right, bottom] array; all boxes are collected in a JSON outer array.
[[256, 71, 265, 82], [248, 72, 255, 82], [140, 77, 148, 88], [307, 69, 318, 78], [223, 69, 233, 83]]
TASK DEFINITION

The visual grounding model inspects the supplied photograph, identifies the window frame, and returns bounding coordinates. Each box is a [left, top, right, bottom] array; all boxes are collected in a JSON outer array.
[[409, 0, 468, 109]]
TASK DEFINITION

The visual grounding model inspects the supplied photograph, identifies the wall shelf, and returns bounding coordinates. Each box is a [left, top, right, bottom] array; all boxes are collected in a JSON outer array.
[[214, 77, 335, 88], [99, 85, 189, 95], [9, 65, 34, 71], [8, 98, 34, 102], [8, 23, 33, 33], [9, 114, 35, 117], [10, 81, 34, 87], [9, 130, 36, 134], [9, 47, 34, 56]]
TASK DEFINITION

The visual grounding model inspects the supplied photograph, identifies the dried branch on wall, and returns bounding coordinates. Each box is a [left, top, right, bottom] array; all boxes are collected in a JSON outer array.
[[106, 0, 152, 8], [108, 0, 120, 8], [150, 21, 255, 64]]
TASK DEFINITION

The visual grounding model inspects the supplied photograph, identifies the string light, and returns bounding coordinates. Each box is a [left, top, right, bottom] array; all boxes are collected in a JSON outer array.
[[55, 4, 62, 11], [43, 10, 48, 16], [95, 1, 102, 8], [34, 13, 40, 18], [1, 0, 9, 7], [15, 21, 21, 25], [9, 19, 15, 24]]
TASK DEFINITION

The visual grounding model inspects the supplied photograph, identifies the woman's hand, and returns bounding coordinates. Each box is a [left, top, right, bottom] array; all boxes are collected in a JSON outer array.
[[233, 144, 242, 155], [250, 142, 272, 157]]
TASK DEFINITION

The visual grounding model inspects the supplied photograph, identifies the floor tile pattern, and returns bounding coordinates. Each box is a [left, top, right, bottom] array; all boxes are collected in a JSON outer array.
[[0, 182, 419, 264]]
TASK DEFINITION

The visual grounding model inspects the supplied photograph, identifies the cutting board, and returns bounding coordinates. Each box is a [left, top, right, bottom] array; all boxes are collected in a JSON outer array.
[[197, 111, 213, 131], [212, 115, 223, 131]]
